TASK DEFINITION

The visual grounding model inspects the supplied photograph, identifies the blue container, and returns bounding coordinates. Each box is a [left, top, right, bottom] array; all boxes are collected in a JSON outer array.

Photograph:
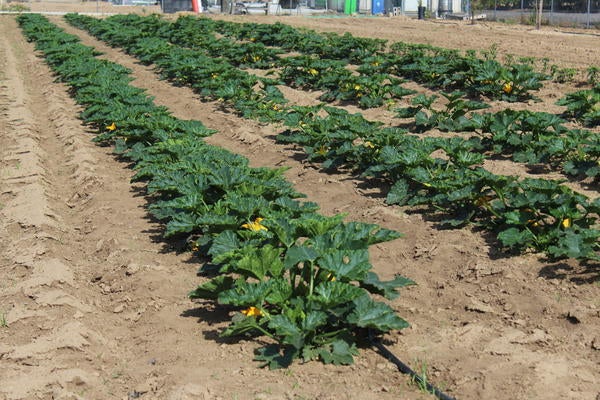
[[372, 0, 384, 13]]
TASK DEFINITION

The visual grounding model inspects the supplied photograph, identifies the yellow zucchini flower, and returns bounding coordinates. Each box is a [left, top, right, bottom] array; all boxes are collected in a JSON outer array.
[[241, 217, 268, 232], [241, 306, 263, 317]]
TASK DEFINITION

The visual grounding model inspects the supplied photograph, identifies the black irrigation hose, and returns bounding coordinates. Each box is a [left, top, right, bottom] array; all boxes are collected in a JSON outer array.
[[369, 332, 458, 400]]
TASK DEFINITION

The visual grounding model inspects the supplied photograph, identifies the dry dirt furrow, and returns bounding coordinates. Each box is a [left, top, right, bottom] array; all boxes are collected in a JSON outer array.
[[0, 16, 106, 399], [54, 15, 600, 400]]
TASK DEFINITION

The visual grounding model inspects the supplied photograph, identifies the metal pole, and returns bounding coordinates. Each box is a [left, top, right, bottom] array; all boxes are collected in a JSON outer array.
[[586, 0, 591, 28], [520, 0, 524, 21], [550, 0, 553, 25], [494, 0, 497, 20]]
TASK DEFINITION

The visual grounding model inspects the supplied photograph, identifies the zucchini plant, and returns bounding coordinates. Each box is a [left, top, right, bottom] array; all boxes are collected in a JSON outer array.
[[557, 86, 600, 127]]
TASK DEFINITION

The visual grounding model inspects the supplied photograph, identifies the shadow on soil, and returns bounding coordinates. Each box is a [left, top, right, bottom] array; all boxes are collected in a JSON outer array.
[[180, 303, 235, 343], [181, 303, 272, 350], [538, 261, 600, 284]]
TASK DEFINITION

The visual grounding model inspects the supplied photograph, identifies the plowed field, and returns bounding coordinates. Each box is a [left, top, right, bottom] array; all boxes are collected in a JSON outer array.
[[1, 7, 598, 400]]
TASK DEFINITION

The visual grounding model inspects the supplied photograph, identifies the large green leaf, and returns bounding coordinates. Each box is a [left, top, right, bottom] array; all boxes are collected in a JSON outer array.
[[317, 339, 358, 365], [266, 217, 298, 248], [225, 193, 270, 217], [194, 213, 238, 230], [386, 179, 410, 205], [255, 344, 297, 370], [360, 272, 415, 300], [547, 229, 600, 260], [283, 244, 319, 269], [218, 280, 272, 306], [313, 281, 366, 307], [164, 213, 198, 237], [318, 249, 371, 281], [344, 222, 403, 245], [301, 310, 328, 332], [189, 275, 235, 300], [235, 245, 284, 280], [297, 214, 346, 237], [347, 294, 409, 332], [497, 227, 535, 248], [268, 314, 304, 349], [264, 278, 293, 306], [207, 230, 241, 257], [209, 165, 247, 189]]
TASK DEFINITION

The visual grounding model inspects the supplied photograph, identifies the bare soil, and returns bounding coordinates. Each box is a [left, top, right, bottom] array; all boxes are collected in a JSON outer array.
[[0, 4, 599, 400]]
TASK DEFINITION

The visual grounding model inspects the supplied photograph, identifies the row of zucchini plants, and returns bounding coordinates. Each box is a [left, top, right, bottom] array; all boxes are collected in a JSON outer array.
[[74, 11, 598, 137], [180, 15, 598, 125], [67, 14, 416, 110], [19, 13, 415, 369], [89, 13, 598, 128], [64, 13, 600, 262], [277, 105, 600, 261], [208, 18, 546, 102], [105, 14, 543, 104], [79, 11, 598, 160], [395, 91, 600, 180], [164, 16, 415, 109], [556, 84, 600, 127], [64, 13, 289, 122]]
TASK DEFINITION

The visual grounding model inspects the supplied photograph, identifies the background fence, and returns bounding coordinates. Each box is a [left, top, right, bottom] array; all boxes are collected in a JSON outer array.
[[479, 0, 600, 28], [2, 0, 599, 27]]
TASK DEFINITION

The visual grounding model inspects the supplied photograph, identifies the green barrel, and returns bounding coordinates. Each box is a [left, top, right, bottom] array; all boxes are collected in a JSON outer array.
[[344, 0, 357, 14]]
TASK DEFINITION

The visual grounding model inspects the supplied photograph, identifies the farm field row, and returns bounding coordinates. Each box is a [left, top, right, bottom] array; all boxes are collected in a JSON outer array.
[[209, 13, 600, 70], [0, 11, 598, 400], [65, 13, 599, 263], [2, 14, 440, 399], [0, 14, 226, 400], [55, 13, 600, 400], [0, 13, 433, 400]]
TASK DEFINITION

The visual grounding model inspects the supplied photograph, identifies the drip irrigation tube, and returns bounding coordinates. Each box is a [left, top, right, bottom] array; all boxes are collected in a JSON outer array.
[[369, 333, 458, 400]]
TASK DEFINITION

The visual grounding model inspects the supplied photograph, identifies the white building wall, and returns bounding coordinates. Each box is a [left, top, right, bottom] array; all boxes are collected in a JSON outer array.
[[359, 0, 372, 12]]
